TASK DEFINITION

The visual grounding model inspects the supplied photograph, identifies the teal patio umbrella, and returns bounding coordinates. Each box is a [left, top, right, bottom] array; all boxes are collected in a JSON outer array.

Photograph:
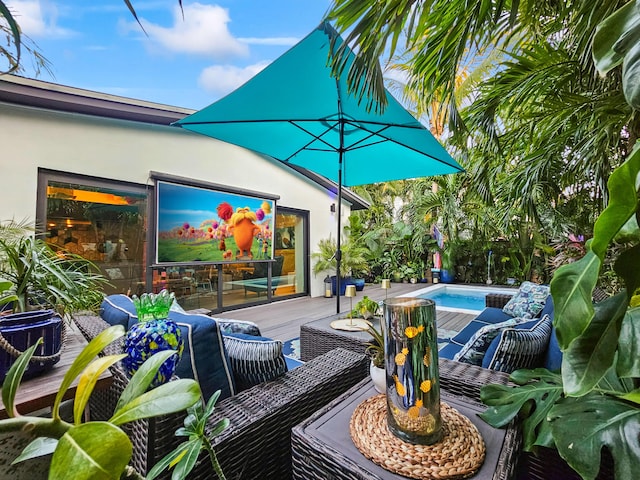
[[174, 22, 463, 313]]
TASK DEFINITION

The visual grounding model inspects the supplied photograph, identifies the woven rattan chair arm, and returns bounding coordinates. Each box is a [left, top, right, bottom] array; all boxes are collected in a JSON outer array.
[[485, 293, 514, 309]]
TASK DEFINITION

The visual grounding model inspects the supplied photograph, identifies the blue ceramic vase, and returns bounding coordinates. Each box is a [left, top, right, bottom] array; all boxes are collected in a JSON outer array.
[[123, 318, 184, 387]]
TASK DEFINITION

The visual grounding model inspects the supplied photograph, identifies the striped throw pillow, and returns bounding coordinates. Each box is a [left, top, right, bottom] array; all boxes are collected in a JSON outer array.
[[223, 333, 287, 391], [483, 315, 552, 373]]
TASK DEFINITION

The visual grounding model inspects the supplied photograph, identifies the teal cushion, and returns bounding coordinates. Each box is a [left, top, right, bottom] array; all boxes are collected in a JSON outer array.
[[483, 315, 553, 373], [222, 332, 287, 392], [167, 311, 236, 401], [502, 282, 550, 318], [453, 317, 526, 366], [100, 294, 137, 328]]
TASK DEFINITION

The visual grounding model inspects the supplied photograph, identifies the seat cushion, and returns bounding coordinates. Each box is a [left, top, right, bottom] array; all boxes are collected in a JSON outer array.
[[222, 332, 288, 392], [502, 282, 550, 318], [100, 294, 137, 328], [450, 308, 513, 346], [543, 324, 562, 371], [453, 317, 527, 366], [167, 311, 236, 401], [482, 315, 553, 372], [438, 342, 464, 360]]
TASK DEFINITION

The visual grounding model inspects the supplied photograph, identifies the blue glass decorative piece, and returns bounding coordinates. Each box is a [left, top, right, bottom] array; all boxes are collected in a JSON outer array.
[[123, 290, 184, 387], [123, 317, 184, 387]]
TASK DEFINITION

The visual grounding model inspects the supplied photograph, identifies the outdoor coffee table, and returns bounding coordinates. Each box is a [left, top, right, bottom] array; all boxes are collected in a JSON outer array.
[[291, 360, 521, 480], [300, 314, 380, 361]]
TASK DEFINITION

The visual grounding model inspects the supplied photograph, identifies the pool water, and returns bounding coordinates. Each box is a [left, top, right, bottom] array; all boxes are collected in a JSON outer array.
[[415, 286, 513, 312]]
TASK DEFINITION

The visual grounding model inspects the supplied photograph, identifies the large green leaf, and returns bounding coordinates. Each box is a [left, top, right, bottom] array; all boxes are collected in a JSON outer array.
[[548, 394, 640, 480], [109, 378, 200, 425], [616, 306, 640, 378], [12, 437, 58, 464], [550, 250, 599, 349], [622, 21, 640, 109], [480, 369, 564, 449], [1, 339, 42, 418], [73, 354, 126, 425], [561, 292, 628, 396], [115, 349, 177, 412], [52, 325, 124, 419], [49, 422, 131, 480], [591, 144, 640, 258], [593, 0, 640, 75]]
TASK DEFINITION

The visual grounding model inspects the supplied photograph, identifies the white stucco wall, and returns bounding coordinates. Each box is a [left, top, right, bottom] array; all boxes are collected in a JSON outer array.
[[0, 102, 351, 297]]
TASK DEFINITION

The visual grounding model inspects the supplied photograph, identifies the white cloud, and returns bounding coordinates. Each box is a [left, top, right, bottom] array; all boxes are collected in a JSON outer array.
[[198, 61, 270, 97], [238, 37, 299, 46], [140, 3, 248, 59], [5, 0, 75, 38]]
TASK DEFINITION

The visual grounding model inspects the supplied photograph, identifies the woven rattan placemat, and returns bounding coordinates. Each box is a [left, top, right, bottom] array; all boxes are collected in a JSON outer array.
[[350, 394, 485, 480]]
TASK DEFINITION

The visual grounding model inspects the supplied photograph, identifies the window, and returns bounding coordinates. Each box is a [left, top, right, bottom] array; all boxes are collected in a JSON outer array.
[[37, 170, 148, 296]]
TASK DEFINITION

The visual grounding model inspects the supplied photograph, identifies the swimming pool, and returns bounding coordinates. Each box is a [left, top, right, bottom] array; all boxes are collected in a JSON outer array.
[[408, 285, 516, 313]]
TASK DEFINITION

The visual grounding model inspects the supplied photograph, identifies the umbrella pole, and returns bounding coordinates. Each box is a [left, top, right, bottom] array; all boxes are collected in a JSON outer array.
[[336, 159, 342, 314]]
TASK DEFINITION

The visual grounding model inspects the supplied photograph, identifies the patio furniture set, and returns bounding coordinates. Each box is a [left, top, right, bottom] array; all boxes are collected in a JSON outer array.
[[68, 285, 613, 480]]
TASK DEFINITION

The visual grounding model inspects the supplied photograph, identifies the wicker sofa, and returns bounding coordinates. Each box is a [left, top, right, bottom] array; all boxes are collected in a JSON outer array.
[[73, 313, 369, 480]]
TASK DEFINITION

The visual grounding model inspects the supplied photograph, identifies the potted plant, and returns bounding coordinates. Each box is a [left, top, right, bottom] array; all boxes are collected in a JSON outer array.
[[365, 324, 385, 393], [352, 295, 380, 320], [0, 221, 110, 378], [440, 244, 457, 284], [312, 236, 368, 295], [0, 325, 204, 480], [0, 222, 109, 316]]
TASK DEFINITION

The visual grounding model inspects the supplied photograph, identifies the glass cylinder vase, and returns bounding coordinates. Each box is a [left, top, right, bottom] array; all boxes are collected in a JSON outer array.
[[383, 297, 441, 444]]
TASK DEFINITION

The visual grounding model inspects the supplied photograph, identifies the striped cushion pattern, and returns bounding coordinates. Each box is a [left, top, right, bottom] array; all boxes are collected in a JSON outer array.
[[484, 315, 552, 373], [223, 333, 287, 392]]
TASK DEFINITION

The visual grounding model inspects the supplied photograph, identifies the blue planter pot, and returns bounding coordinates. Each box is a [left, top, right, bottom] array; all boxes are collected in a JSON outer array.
[[331, 276, 352, 296], [123, 318, 184, 387], [440, 269, 455, 283], [352, 278, 365, 291]]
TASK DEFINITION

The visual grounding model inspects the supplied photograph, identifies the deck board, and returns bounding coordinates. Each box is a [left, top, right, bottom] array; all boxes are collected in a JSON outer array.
[[213, 282, 477, 341]]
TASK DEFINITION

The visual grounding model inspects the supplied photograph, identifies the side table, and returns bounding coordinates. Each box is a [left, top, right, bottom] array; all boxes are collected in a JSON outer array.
[[300, 314, 381, 361], [292, 377, 521, 480]]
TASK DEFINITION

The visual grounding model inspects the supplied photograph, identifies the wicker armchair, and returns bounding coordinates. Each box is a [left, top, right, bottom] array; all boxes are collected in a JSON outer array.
[[73, 314, 369, 480]]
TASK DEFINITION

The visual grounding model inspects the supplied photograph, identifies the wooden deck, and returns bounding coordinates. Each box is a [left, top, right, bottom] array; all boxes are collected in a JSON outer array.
[[213, 282, 477, 341]]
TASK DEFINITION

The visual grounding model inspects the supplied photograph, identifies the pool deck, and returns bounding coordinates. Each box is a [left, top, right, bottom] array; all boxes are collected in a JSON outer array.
[[213, 282, 489, 341]]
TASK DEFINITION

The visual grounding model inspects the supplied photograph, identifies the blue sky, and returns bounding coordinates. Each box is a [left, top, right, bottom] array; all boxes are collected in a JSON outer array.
[[8, 1, 333, 109]]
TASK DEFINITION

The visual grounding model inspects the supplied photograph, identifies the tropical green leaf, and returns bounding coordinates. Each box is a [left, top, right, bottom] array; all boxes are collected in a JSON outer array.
[[1, 339, 42, 418], [615, 214, 640, 243], [616, 306, 640, 377], [620, 388, 640, 405], [548, 394, 640, 480], [73, 354, 126, 425], [591, 144, 640, 257], [146, 438, 201, 480], [550, 250, 600, 349], [168, 438, 202, 480], [49, 422, 131, 480], [209, 418, 230, 437], [115, 349, 177, 412], [480, 369, 564, 449], [109, 378, 200, 425], [622, 38, 640, 109], [561, 292, 628, 396], [12, 437, 57, 463], [593, 0, 640, 75], [0, 1, 21, 74], [52, 325, 125, 420]]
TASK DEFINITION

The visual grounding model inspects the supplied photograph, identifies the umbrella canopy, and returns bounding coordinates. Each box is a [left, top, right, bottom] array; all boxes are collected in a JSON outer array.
[[174, 22, 463, 313]]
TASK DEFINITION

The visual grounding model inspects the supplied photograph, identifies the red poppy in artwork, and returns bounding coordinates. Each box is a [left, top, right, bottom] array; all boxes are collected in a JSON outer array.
[[217, 202, 233, 221]]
